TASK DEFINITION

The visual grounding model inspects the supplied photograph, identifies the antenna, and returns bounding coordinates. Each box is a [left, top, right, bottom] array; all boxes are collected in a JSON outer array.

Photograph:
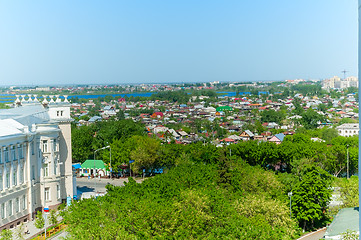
[[341, 69, 348, 80]]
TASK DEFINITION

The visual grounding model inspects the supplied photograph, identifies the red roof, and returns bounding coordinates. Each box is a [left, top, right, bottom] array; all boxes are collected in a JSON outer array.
[[220, 138, 235, 142]]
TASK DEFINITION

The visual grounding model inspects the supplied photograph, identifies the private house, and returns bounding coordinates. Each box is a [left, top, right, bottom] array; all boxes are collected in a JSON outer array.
[[269, 133, 285, 144], [240, 130, 254, 141], [151, 112, 164, 119], [0, 95, 74, 230]]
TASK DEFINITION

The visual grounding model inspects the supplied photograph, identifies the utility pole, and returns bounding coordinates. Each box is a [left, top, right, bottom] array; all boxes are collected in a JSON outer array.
[[288, 192, 293, 218], [347, 144, 349, 179]]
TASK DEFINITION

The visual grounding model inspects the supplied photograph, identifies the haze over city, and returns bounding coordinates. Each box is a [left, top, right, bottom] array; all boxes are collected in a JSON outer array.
[[0, 0, 357, 86]]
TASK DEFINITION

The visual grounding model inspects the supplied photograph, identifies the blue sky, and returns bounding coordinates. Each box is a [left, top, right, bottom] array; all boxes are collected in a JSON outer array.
[[0, 0, 357, 85]]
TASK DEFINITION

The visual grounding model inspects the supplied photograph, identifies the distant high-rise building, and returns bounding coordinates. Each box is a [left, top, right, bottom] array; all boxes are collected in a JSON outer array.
[[321, 76, 358, 89]]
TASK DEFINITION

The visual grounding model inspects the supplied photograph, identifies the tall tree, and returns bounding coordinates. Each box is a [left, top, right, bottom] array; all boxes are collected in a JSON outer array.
[[292, 164, 332, 231]]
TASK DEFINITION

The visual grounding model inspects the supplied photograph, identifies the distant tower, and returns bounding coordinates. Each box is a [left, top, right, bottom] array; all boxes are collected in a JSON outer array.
[[341, 69, 348, 80]]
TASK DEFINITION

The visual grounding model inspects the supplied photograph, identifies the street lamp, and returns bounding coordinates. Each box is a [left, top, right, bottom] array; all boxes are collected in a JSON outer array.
[[93, 145, 112, 194], [346, 144, 349, 179], [288, 191, 293, 218]]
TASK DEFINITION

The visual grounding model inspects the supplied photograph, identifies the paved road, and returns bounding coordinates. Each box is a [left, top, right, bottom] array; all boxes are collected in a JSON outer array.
[[298, 228, 326, 240], [76, 177, 144, 197]]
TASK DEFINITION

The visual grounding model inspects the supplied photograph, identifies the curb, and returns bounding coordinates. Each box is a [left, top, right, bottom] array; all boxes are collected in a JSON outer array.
[[298, 227, 327, 240]]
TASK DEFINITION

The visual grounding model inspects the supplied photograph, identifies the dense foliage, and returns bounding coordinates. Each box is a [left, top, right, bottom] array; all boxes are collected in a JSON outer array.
[[64, 162, 301, 239], [69, 118, 356, 238]]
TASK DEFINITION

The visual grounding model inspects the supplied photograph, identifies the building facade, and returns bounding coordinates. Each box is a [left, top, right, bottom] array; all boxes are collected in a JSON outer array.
[[0, 95, 74, 230], [336, 123, 359, 137]]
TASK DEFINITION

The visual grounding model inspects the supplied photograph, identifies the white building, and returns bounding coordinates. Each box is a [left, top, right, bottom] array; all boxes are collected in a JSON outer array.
[[336, 123, 359, 137], [0, 95, 74, 230], [322, 76, 359, 89]]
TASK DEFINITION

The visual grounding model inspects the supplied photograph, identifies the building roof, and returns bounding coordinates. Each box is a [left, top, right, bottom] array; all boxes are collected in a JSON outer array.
[[336, 123, 359, 130], [274, 133, 285, 142], [216, 106, 233, 111], [324, 208, 359, 239], [244, 130, 254, 137], [81, 160, 107, 169]]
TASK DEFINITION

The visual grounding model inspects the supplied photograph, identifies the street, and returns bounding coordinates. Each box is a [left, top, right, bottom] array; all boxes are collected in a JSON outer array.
[[76, 177, 144, 197]]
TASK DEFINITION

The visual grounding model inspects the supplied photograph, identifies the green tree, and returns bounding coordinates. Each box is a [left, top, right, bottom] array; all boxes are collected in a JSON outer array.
[[301, 108, 325, 129], [14, 223, 25, 240], [292, 164, 332, 231], [0, 229, 12, 240], [337, 176, 358, 208], [261, 109, 285, 124], [130, 136, 161, 173], [321, 128, 338, 143], [49, 209, 58, 226], [34, 211, 45, 230]]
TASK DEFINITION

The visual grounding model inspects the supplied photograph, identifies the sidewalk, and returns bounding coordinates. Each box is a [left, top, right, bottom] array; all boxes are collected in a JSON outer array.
[[8, 217, 43, 240], [10, 215, 64, 240]]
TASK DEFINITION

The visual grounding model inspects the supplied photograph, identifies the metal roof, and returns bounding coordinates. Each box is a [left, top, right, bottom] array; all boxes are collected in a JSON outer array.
[[324, 207, 359, 239]]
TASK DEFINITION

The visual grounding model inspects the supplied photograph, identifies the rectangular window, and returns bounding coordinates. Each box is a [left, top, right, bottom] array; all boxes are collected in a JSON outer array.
[[43, 164, 49, 177], [18, 144, 23, 159], [15, 198, 19, 213], [31, 142, 34, 155], [31, 165, 35, 180], [54, 159, 57, 175], [4, 147, 9, 162], [0, 174, 3, 191], [11, 146, 16, 161], [33, 192, 36, 205], [0, 149, 2, 164], [13, 167, 17, 186], [20, 166, 24, 184], [45, 188, 50, 201], [8, 200, 12, 216], [22, 195, 26, 210], [57, 185, 60, 199], [53, 139, 58, 151], [1, 203, 4, 219], [6, 172, 10, 189], [42, 140, 48, 153]]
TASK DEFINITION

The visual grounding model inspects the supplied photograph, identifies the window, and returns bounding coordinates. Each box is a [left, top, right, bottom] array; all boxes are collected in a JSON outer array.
[[1, 203, 4, 219], [11, 146, 16, 161], [18, 144, 23, 159], [57, 185, 60, 199], [31, 165, 35, 180], [0, 173, 3, 191], [42, 140, 48, 153], [15, 198, 19, 213], [8, 200, 12, 216], [6, 172, 10, 189], [45, 188, 50, 201], [43, 163, 49, 177], [20, 165, 24, 184], [22, 195, 26, 210], [54, 158, 57, 175], [4, 147, 9, 162], [0, 149, 2, 163], [53, 139, 58, 151], [31, 142, 34, 155], [12, 167, 17, 186]]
